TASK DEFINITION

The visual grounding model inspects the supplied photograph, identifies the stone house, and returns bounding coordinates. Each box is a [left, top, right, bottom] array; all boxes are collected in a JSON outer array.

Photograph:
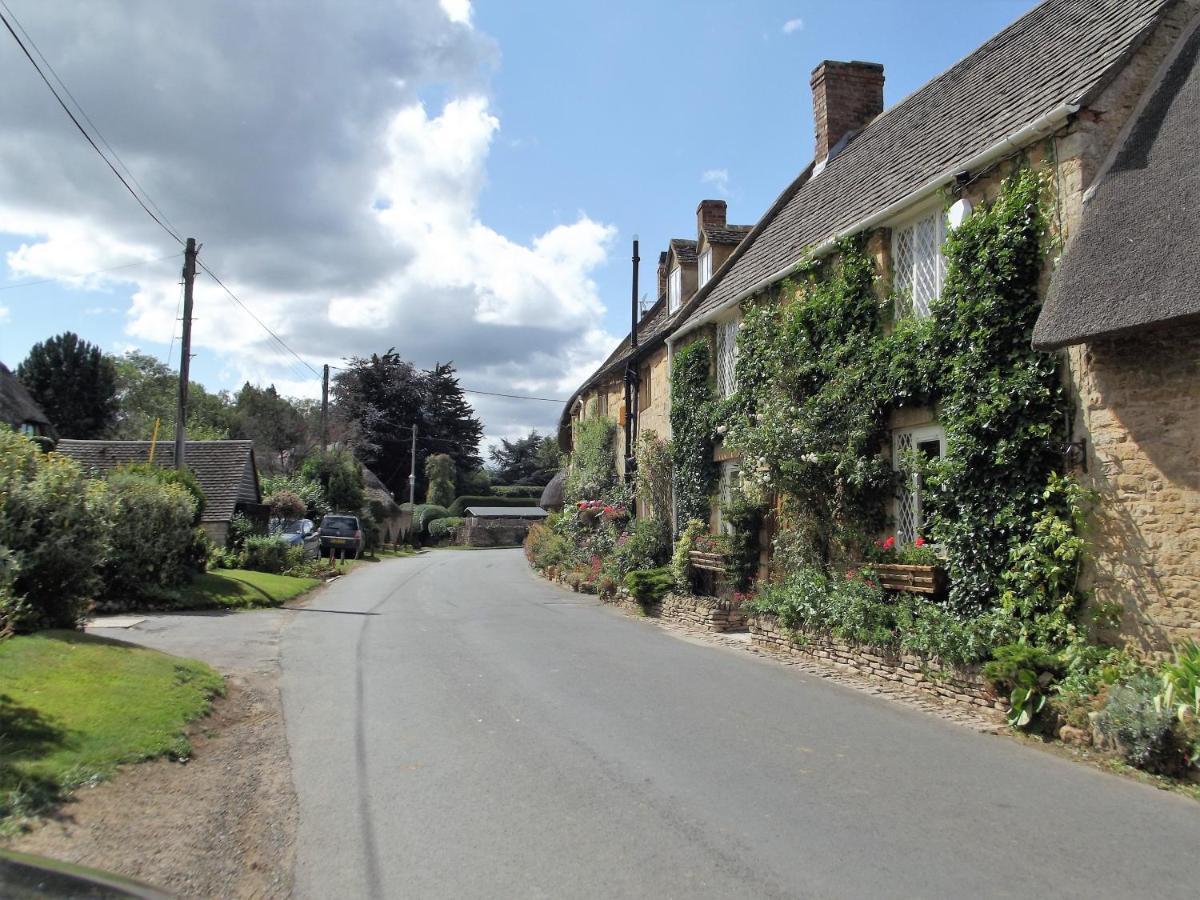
[[661, 0, 1200, 649], [56, 439, 266, 546]]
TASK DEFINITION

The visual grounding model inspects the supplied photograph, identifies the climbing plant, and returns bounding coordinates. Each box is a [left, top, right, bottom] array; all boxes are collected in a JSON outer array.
[[669, 338, 718, 529], [564, 416, 617, 504]]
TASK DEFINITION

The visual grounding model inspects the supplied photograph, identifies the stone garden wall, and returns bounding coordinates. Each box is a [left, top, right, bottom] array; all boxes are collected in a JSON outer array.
[[749, 613, 1004, 716]]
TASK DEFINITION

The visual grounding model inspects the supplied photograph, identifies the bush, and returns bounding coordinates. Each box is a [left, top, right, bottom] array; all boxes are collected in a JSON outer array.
[[411, 504, 450, 536], [983, 643, 1063, 729], [424, 454, 456, 508], [447, 495, 540, 518], [624, 568, 673, 607], [101, 469, 200, 602], [261, 474, 329, 520], [1095, 674, 1175, 770], [0, 430, 109, 632], [494, 485, 539, 497], [226, 511, 259, 552], [113, 462, 207, 525], [428, 517, 464, 542], [240, 535, 304, 575], [265, 489, 306, 522], [609, 518, 670, 579], [524, 518, 572, 570]]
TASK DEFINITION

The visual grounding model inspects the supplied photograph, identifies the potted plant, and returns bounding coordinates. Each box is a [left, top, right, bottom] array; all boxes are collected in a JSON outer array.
[[865, 536, 947, 596]]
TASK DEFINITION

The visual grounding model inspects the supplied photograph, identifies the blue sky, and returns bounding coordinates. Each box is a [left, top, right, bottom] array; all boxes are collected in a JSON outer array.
[[0, 0, 1036, 440]]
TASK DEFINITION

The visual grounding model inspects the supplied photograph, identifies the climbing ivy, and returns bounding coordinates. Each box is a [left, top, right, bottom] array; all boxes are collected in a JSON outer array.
[[669, 338, 718, 529], [564, 416, 618, 504]]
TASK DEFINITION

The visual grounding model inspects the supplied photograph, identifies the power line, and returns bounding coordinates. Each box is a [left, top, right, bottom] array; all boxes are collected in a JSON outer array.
[[0, 251, 179, 292], [326, 366, 564, 404], [0, 6, 183, 246]]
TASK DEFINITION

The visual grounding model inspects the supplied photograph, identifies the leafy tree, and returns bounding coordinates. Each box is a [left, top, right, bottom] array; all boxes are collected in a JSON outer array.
[[424, 453, 456, 507], [109, 351, 232, 440], [423, 362, 484, 481], [489, 430, 562, 486], [17, 332, 117, 438], [231, 382, 310, 473], [301, 449, 364, 513]]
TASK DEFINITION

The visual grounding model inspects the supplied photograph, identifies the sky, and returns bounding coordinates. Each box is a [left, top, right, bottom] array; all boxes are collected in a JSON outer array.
[[0, 0, 1037, 448]]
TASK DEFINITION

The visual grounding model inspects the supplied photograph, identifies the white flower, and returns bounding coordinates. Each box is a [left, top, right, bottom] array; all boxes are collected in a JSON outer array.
[[801, 453, 819, 464]]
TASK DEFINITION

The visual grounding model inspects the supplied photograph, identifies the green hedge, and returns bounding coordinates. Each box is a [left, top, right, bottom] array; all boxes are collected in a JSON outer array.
[[428, 517, 465, 542], [493, 485, 542, 497], [411, 504, 450, 535], [447, 495, 540, 517]]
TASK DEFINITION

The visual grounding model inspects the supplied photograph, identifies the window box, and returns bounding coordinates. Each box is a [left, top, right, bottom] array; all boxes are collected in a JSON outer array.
[[688, 549, 727, 574], [870, 562, 947, 597]]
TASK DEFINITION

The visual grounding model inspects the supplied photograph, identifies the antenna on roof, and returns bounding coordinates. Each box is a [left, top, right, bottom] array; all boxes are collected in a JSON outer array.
[[639, 293, 652, 315]]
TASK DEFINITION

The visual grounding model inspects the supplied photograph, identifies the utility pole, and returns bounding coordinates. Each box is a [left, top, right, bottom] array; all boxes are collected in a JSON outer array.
[[408, 423, 418, 507], [320, 364, 329, 450], [174, 238, 197, 470]]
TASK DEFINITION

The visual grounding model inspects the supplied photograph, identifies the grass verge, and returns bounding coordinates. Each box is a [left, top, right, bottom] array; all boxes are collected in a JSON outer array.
[[0, 631, 224, 830], [176, 568, 320, 610]]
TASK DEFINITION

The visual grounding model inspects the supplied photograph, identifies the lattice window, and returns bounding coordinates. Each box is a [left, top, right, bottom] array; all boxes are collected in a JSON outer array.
[[718, 460, 740, 534], [892, 425, 945, 545], [715, 316, 740, 398], [893, 210, 946, 319]]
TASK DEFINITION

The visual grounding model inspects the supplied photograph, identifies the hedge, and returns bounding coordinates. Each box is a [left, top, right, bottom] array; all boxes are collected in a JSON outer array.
[[428, 517, 465, 542], [447, 495, 541, 517]]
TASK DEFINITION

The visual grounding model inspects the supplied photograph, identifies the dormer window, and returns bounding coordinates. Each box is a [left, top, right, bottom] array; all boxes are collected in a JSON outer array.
[[892, 209, 947, 319], [668, 266, 682, 313], [698, 249, 712, 287]]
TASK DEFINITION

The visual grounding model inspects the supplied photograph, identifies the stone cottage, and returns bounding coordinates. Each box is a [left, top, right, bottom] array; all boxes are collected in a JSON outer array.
[[661, 0, 1200, 649]]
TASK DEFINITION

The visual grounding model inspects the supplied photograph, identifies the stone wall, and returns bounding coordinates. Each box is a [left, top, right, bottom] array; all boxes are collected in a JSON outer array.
[[461, 520, 533, 547], [659, 593, 748, 632], [749, 614, 1004, 715]]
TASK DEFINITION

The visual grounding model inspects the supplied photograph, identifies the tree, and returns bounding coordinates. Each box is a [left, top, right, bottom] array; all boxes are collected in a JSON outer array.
[[231, 382, 310, 473], [424, 453, 456, 507], [300, 449, 365, 513], [423, 362, 484, 483], [17, 332, 117, 438], [109, 351, 232, 440], [489, 430, 563, 485]]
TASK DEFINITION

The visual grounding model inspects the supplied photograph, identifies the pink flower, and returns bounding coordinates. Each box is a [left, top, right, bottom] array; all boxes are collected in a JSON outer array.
[[914, 536, 926, 547], [882, 536, 896, 551], [845, 569, 857, 581]]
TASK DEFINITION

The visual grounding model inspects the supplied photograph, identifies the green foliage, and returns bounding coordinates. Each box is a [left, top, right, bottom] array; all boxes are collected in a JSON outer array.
[[1159, 640, 1200, 722], [411, 504, 450, 535], [261, 474, 329, 520], [265, 489, 307, 522], [894, 601, 1006, 667], [230, 382, 311, 471], [301, 449, 365, 513], [0, 430, 109, 632], [225, 511, 259, 552], [670, 520, 710, 591], [109, 351, 233, 441], [624, 568, 673, 607], [113, 462, 207, 525], [493, 484, 540, 497], [608, 517, 671, 578], [489, 430, 563, 486], [523, 516, 573, 571], [101, 469, 201, 602], [750, 566, 895, 648], [564, 417, 617, 504], [17, 332, 117, 438], [1095, 674, 1174, 770], [925, 169, 1065, 615], [240, 535, 305, 575], [721, 485, 765, 591], [446, 495, 539, 517], [634, 431, 672, 524], [998, 473, 1090, 647], [428, 516, 464, 541], [424, 453, 456, 508], [982, 643, 1063, 729], [669, 339, 718, 529]]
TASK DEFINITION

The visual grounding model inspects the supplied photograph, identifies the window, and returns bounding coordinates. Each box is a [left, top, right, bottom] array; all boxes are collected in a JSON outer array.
[[892, 209, 947, 318], [638, 364, 652, 412], [668, 267, 682, 313], [596, 391, 608, 418], [19, 422, 37, 436], [893, 424, 945, 545], [717, 460, 740, 534], [698, 248, 713, 286], [715, 315, 740, 398]]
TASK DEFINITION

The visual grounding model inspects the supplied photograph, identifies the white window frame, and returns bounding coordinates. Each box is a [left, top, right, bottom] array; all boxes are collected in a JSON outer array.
[[892, 424, 945, 546], [891, 206, 947, 319], [698, 248, 713, 287], [715, 314, 740, 398], [668, 266, 682, 313]]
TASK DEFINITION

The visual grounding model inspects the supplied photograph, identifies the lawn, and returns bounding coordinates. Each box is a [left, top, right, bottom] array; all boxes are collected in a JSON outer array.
[[0, 631, 224, 828], [176, 568, 320, 610]]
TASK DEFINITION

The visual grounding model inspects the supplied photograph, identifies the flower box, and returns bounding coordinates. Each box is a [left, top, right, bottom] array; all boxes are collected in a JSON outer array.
[[688, 549, 727, 575], [871, 563, 947, 596]]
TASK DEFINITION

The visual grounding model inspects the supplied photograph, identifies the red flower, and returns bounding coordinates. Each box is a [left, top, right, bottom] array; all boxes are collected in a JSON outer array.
[[845, 569, 857, 581], [882, 536, 896, 551], [914, 536, 926, 547], [578, 501, 588, 509]]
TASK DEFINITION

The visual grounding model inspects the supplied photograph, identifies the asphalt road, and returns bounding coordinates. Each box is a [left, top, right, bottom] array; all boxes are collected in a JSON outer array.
[[277, 549, 1199, 899]]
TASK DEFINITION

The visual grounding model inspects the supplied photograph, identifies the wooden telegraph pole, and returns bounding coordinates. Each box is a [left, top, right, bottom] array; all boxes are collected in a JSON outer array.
[[321, 363, 330, 450], [174, 238, 198, 470]]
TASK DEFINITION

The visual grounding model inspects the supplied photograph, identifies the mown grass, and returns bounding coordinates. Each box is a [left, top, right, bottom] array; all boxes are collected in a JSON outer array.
[[176, 568, 320, 610], [0, 631, 224, 830]]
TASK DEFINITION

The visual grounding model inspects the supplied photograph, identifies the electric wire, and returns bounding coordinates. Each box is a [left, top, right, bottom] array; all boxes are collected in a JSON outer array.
[[0, 251, 179, 292]]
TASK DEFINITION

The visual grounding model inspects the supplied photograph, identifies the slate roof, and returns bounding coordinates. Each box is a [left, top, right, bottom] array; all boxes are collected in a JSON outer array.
[[669, 239, 698, 265], [55, 439, 260, 524], [1034, 18, 1200, 348], [703, 224, 753, 245], [675, 0, 1175, 334], [0, 362, 51, 431], [464, 506, 548, 519]]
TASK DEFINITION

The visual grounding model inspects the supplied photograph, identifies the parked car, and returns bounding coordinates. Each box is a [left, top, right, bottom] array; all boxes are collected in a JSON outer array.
[[317, 514, 364, 558], [270, 517, 320, 559]]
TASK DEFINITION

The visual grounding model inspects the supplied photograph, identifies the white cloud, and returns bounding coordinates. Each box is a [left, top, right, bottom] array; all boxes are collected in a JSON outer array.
[[701, 168, 730, 197], [0, 1, 618, 438], [782, 18, 804, 35], [439, 0, 472, 26], [0, 304, 9, 324]]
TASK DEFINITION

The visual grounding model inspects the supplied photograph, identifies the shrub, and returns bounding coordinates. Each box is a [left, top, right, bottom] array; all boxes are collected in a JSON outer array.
[[226, 511, 259, 552], [101, 469, 201, 602], [670, 520, 710, 591], [428, 517, 464, 542], [240, 535, 304, 574], [1158, 639, 1200, 722], [447, 495, 540, 517], [494, 485, 539, 497], [609, 518, 670, 579], [624, 568, 673, 607], [411, 504, 450, 535], [301, 449, 365, 512], [424, 454, 456, 508], [1095, 674, 1175, 770], [524, 518, 572, 570], [265, 489, 306, 522], [261, 474, 329, 520], [113, 462, 207, 524], [0, 430, 109, 631], [983, 644, 1063, 729]]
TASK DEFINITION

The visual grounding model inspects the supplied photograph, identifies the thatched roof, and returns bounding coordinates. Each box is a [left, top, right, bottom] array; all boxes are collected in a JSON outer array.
[[539, 469, 566, 511], [1035, 18, 1200, 348], [0, 362, 51, 431]]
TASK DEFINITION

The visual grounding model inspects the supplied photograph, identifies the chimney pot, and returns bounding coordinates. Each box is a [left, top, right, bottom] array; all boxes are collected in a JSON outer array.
[[657, 251, 668, 299], [696, 199, 727, 239], [810, 60, 884, 164]]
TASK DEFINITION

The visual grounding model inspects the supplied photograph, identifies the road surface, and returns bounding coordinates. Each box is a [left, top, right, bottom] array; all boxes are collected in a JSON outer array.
[[279, 549, 1199, 899]]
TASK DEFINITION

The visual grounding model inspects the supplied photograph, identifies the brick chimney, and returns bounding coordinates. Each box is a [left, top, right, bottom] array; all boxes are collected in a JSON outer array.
[[810, 60, 884, 163], [657, 251, 668, 299], [696, 199, 727, 239]]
